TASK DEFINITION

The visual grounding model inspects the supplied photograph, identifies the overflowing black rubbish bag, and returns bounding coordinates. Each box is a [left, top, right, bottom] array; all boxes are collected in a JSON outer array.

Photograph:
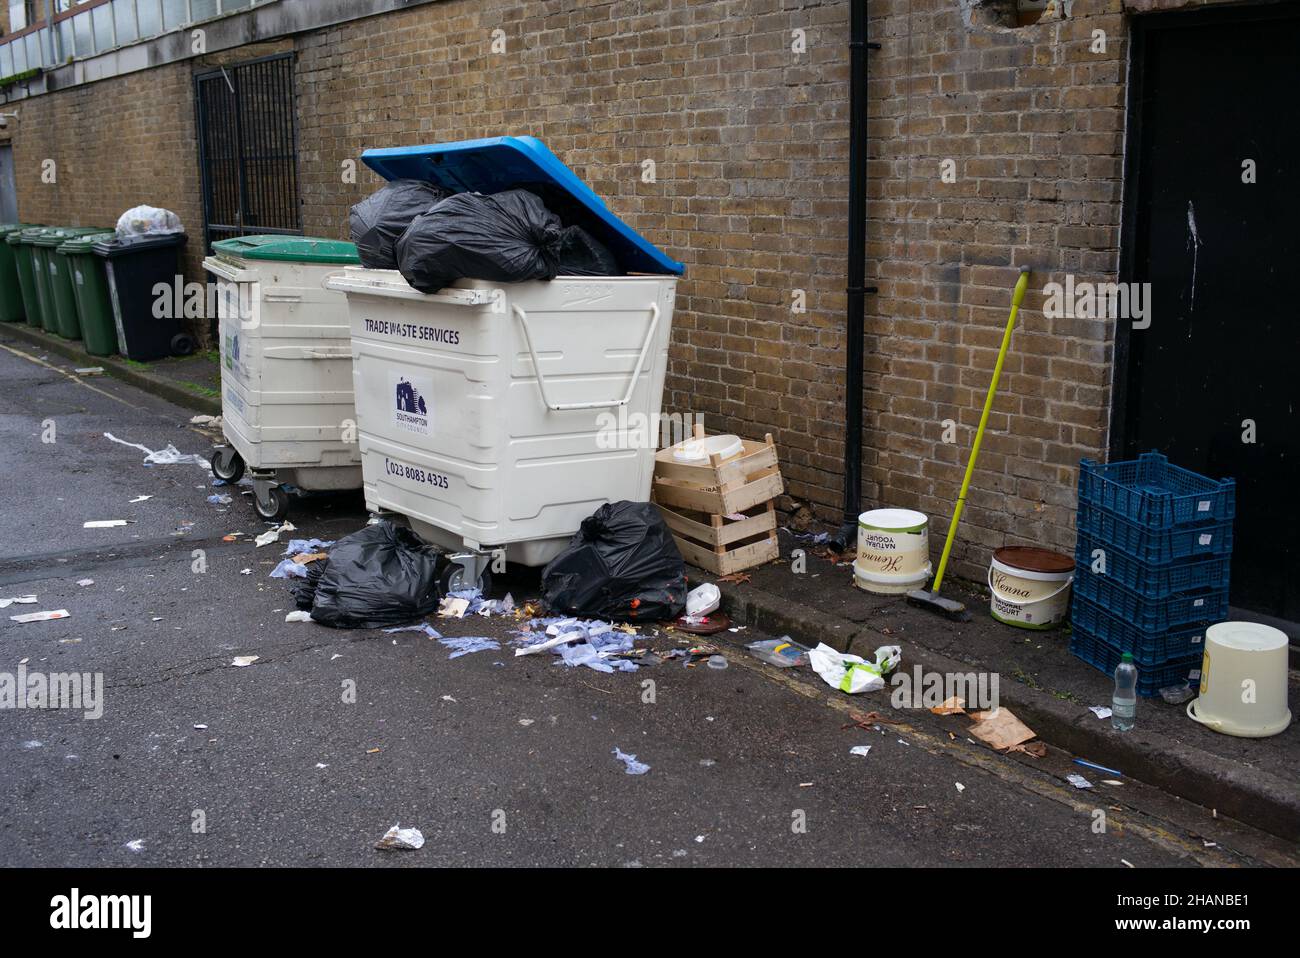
[[350, 179, 452, 269], [541, 501, 687, 622], [395, 189, 564, 293], [557, 224, 619, 277], [292, 520, 443, 629]]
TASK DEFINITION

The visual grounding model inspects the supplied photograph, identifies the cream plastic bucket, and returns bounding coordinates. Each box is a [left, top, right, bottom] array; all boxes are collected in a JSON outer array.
[[853, 509, 930, 594], [1187, 622, 1292, 738], [988, 546, 1073, 629]]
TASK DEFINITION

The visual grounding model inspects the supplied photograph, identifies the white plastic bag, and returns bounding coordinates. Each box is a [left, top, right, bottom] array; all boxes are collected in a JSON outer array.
[[115, 205, 183, 240], [808, 643, 901, 694]]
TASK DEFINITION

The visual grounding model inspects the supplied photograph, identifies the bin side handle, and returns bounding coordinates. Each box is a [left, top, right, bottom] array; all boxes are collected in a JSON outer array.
[[512, 301, 660, 412]]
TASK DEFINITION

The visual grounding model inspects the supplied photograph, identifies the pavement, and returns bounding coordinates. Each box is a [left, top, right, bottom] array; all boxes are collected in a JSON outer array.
[[1, 327, 1296, 868]]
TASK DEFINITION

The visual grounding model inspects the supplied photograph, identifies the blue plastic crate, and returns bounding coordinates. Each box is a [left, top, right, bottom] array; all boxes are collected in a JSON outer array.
[[1077, 502, 1232, 564], [1070, 593, 1211, 662], [1073, 564, 1228, 632], [1073, 531, 1231, 599], [1069, 631, 1202, 698], [1078, 452, 1234, 529]]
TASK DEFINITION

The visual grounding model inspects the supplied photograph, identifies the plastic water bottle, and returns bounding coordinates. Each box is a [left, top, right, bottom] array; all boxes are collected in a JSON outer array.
[[1112, 653, 1138, 732]]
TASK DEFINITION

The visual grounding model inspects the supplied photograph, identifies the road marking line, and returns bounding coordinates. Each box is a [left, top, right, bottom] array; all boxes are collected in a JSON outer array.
[[0, 341, 143, 409]]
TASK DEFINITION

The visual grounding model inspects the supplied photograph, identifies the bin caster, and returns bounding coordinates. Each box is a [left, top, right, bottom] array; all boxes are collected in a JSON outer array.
[[210, 446, 245, 484], [253, 478, 290, 522], [440, 554, 494, 597]]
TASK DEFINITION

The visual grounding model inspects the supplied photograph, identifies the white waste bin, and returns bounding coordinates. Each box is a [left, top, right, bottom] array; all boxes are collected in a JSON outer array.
[[327, 270, 677, 591], [326, 135, 685, 592], [202, 235, 364, 521]]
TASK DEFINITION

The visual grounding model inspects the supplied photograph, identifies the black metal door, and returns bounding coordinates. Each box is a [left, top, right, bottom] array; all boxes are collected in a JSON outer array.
[[1116, 6, 1300, 622], [194, 53, 302, 251]]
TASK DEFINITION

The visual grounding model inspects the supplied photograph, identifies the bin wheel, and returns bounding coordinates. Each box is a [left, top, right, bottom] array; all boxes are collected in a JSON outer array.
[[210, 447, 244, 484], [171, 333, 196, 356], [440, 562, 493, 598], [254, 485, 290, 522]]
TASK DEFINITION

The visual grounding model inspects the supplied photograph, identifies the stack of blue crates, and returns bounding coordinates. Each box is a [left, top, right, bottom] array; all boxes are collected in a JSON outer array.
[[1071, 452, 1234, 697]]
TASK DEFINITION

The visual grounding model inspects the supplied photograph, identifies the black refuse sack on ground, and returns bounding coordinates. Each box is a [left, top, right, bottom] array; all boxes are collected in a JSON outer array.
[[294, 520, 443, 629], [350, 179, 452, 269], [395, 189, 563, 293], [541, 501, 687, 622], [557, 225, 619, 276]]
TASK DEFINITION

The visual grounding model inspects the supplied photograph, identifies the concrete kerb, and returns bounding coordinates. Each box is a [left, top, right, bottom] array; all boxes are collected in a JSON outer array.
[[0, 322, 220, 417], [697, 572, 1300, 844]]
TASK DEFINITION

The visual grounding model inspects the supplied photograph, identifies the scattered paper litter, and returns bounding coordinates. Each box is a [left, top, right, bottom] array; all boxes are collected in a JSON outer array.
[[1066, 773, 1094, 790], [955, 782, 966, 793], [207, 494, 232, 505], [190, 414, 221, 425], [74, 366, 105, 376], [1102, 779, 1124, 786], [128, 495, 152, 503], [0, 595, 37, 609], [967, 706, 1036, 751], [1089, 706, 1113, 720], [231, 655, 260, 667], [438, 596, 469, 619], [240, 568, 252, 575], [930, 695, 966, 715], [76, 578, 94, 587], [612, 747, 650, 775], [375, 825, 425, 851], [438, 635, 500, 659], [284, 611, 313, 623], [103, 431, 210, 469], [382, 623, 441, 638], [84, 519, 129, 528], [193, 724, 208, 730], [849, 745, 872, 757], [10, 609, 69, 623], [123, 839, 146, 853], [518, 718, 535, 727], [255, 521, 296, 548]]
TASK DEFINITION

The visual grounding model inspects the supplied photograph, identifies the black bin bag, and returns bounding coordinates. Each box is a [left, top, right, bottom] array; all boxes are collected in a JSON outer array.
[[350, 179, 452, 269], [558, 225, 619, 276], [395, 189, 563, 293], [541, 501, 687, 622], [298, 521, 443, 629]]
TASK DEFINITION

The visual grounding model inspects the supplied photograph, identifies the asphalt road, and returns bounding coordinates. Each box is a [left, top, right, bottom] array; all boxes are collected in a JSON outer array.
[[0, 336, 1291, 868]]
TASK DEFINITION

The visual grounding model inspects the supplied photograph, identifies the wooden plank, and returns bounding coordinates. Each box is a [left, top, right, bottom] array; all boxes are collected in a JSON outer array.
[[717, 470, 785, 515], [673, 533, 779, 575]]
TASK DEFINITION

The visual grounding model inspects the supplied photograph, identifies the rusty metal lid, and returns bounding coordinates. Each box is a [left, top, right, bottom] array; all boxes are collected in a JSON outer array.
[[993, 546, 1074, 575]]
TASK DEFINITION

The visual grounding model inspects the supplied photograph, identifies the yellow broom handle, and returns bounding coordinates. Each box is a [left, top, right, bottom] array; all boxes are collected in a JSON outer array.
[[932, 268, 1030, 592]]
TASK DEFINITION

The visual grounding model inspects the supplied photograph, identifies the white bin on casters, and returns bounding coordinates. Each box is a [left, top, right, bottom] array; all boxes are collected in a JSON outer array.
[[325, 136, 685, 593], [202, 235, 364, 521]]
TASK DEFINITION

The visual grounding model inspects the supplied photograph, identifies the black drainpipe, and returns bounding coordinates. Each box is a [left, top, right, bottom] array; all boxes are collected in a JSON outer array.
[[833, 0, 880, 552]]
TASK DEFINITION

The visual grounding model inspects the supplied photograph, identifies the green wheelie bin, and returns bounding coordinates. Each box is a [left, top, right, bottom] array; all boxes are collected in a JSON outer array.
[[0, 223, 36, 322], [37, 227, 103, 339], [60, 231, 117, 355], [10, 227, 53, 329]]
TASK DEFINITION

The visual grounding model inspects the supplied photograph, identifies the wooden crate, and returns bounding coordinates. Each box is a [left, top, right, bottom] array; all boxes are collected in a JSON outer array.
[[657, 498, 780, 575], [651, 429, 784, 516], [652, 428, 783, 575]]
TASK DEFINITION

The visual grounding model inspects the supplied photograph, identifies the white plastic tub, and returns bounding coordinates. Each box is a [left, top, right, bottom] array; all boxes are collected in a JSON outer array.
[[853, 508, 931, 594], [202, 236, 364, 520], [325, 267, 678, 578]]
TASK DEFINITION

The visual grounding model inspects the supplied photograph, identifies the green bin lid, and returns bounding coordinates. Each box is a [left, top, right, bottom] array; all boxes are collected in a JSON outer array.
[[9, 226, 53, 245], [34, 226, 105, 247], [58, 231, 116, 253], [0, 222, 36, 236], [212, 234, 360, 265]]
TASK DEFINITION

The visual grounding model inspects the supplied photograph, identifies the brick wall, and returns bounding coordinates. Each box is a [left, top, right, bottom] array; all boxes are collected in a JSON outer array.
[[9, 0, 1227, 580], [294, 0, 1141, 577], [10, 62, 206, 284]]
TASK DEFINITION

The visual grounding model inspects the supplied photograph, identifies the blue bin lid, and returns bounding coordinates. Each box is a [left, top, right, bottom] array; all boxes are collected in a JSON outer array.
[[360, 136, 684, 277]]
